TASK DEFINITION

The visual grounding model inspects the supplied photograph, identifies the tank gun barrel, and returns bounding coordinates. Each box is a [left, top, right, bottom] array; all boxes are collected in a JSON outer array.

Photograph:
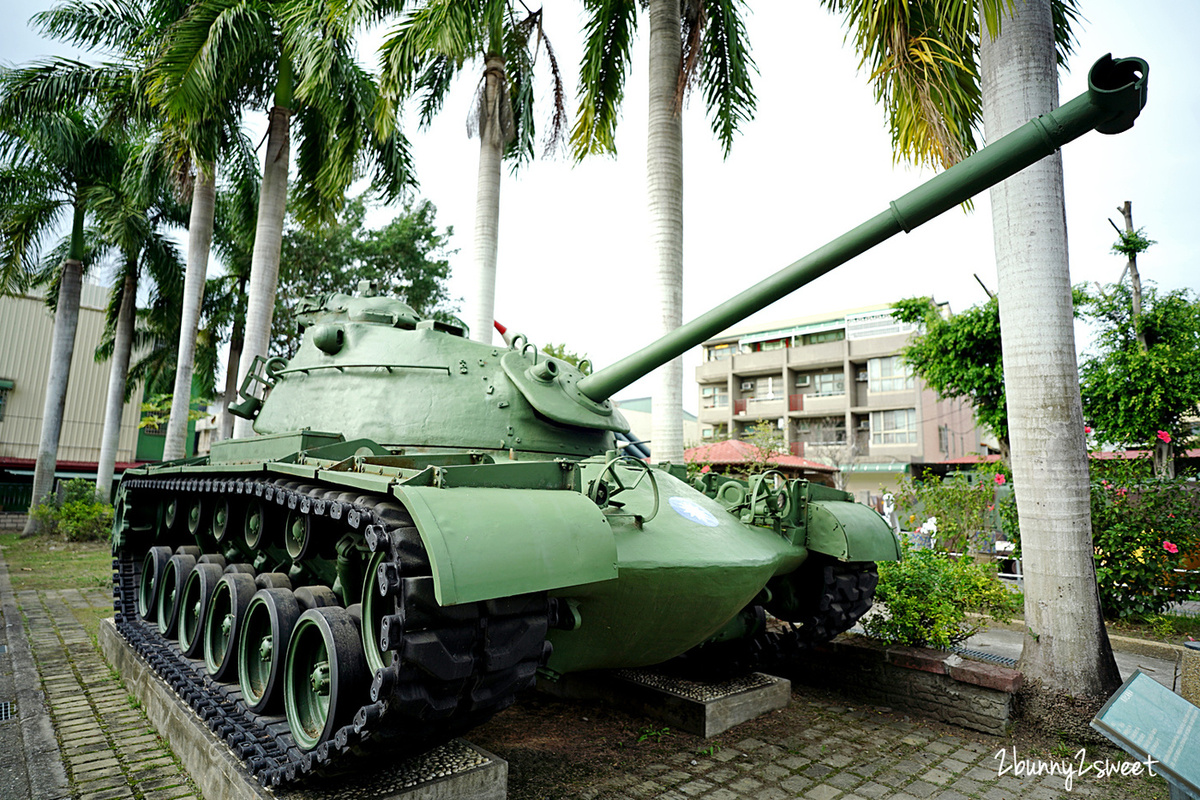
[[577, 54, 1148, 403]]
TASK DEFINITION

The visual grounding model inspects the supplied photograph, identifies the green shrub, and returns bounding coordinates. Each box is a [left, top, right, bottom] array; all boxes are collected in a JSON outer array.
[[892, 466, 1010, 555], [29, 479, 113, 542], [1090, 463, 1200, 619], [862, 544, 1021, 650]]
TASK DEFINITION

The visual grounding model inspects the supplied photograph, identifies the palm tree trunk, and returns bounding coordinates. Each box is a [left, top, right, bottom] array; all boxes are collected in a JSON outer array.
[[980, 0, 1120, 697], [216, 307, 244, 442], [233, 104, 291, 440], [647, 0, 685, 464], [465, 55, 506, 344], [24, 204, 86, 535], [96, 267, 137, 499], [163, 167, 217, 460]]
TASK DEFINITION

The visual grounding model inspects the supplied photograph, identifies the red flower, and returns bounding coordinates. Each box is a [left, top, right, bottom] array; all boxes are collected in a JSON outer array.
[[700, 465, 711, 474], [1163, 540, 1179, 554], [993, 473, 1007, 485], [1157, 430, 1172, 444], [1085, 425, 1092, 434]]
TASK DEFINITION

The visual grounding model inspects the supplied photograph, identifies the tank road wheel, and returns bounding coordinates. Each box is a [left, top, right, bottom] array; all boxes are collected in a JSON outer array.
[[156, 554, 197, 638], [284, 606, 368, 751], [138, 546, 173, 621], [210, 497, 232, 545], [283, 510, 314, 561], [203, 572, 257, 681], [361, 550, 395, 673], [239, 589, 302, 713], [186, 497, 207, 540], [177, 563, 224, 658], [162, 495, 181, 535], [244, 500, 268, 549]]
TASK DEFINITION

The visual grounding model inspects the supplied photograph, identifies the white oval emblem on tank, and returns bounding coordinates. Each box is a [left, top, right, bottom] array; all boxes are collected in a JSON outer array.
[[668, 496, 720, 527]]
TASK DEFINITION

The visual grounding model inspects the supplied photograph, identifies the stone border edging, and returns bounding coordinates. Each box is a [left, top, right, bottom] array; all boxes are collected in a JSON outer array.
[[0, 546, 70, 799], [965, 613, 1188, 662]]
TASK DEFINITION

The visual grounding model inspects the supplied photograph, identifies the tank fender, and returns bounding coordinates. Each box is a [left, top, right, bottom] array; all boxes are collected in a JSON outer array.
[[805, 499, 901, 563], [392, 485, 618, 606]]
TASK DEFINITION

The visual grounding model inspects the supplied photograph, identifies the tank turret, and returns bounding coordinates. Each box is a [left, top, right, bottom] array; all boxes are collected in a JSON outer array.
[[112, 54, 1147, 788]]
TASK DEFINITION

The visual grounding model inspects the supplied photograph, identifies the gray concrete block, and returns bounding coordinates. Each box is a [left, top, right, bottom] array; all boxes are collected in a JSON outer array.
[[539, 668, 791, 737], [98, 618, 507, 800]]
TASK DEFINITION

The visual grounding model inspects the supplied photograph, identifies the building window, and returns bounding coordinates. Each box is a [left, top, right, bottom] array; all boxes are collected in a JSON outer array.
[[701, 385, 729, 408], [871, 408, 917, 444], [811, 371, 845, 397], [801, 329, 845, 346], [758, 338, 788, 351], [0, 378, 12, 421], [798, 416, 846, 445], [868, 356, 914, 393], [705, 343, 735, 362]]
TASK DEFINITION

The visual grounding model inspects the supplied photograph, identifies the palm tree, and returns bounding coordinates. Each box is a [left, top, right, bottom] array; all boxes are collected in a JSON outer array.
[[153, 0, 416, 439], [978, 0, 1120, 697], [377, 1, 566, 344], [0, 95, 121, 533], [574, 0, 757, 464], [89, 138, 189, 498]]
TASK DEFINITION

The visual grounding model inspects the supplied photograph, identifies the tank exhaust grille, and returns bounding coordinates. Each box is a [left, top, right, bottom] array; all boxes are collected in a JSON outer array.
[[0, 701, 14, 722]]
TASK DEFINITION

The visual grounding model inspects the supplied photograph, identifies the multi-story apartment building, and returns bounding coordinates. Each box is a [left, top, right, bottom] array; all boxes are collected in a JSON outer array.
[[695, 303, 988, 503]]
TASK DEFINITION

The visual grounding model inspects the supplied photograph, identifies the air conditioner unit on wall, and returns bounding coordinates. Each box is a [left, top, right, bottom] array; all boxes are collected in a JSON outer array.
[[741, 381, 754, 391], [856, 371, 869, 382], [858, 421, 870, 430]]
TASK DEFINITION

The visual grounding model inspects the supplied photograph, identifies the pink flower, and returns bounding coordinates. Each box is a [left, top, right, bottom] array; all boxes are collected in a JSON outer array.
[[987, 505, 994, 511], [1085, 426, 1092, 434], [1163, 540, 1179, 554], [700, 465, 711, 474], [994, 474, 1006, 485], [1157, 430, 1172, 444]]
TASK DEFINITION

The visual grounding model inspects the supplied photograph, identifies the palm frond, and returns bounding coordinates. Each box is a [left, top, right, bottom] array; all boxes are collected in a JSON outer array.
[[31, 0, 147, 54], [699, 0, 758, 158], [571, 0, 638, 159]]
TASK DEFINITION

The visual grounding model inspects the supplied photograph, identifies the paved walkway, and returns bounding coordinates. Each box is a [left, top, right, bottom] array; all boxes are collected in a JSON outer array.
[[0, 548, 1174, 800]]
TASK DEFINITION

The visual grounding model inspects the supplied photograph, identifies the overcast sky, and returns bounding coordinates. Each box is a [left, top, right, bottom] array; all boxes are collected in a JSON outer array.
[[4, 1, 1197, 414]]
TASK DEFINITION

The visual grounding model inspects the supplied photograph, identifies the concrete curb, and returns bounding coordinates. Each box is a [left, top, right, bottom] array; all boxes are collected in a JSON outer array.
[[0, 547, 70, 800], [967, 613, 1189, 663]]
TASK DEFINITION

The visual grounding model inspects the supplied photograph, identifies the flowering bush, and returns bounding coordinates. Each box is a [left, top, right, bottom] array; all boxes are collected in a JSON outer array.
[[1091, 458, 1200, 619], [892, 465, 1011, 555]]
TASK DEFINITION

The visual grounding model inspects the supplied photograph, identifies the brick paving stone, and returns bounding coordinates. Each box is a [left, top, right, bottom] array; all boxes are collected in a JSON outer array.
[[854, 781, 890, 798], [933, 790, 970, 800], [707, 768, 738, 784], [875, 769, 908, 787], [925, 741, 957, 755], [777, 755, 811, 771], [922, 768, 954, 785], [825, 754, 853, 769], [826, 771, 861, 790], [714, 749, 742, 763], [677, 778, 715, 796], [968, 765, 999, 782], [804, 786, 843, 800], [779, 775, 813, 794], [728, 777, 762, 793], [705, 789, 740, 800], [752, 787, 789, 800], [903, 780, 940, 798], [757, 764, 790, 782], [78, 788, 134, 800]]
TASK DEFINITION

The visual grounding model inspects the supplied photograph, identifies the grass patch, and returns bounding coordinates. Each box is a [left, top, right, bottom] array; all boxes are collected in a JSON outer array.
[[1108, 610, 1200, 644], [0, 532, 111, 592]]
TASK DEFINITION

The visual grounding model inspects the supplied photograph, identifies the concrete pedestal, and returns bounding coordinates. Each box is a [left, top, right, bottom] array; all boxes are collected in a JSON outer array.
[[99, 618, 507, 800], [539, 668, 790, 737]]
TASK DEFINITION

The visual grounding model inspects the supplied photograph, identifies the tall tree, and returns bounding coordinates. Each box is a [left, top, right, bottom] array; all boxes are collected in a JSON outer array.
[[980, 0, 1120, 697], [0, 99, 121, 532], [574, 0, 757, 464], [1080, 282, 1200, 478], [377, 0, 565, 345], [892, 296, 1009, 455], [273, 195, 455, 356], [154, 0, 416, 439], [89, 139, 188, 497]]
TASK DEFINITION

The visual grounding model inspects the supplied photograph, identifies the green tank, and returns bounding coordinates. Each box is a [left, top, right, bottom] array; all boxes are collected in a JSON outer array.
[[111, 54, 1147, 786]]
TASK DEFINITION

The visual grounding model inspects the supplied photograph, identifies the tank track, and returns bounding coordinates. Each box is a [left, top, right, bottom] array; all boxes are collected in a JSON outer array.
[[113, 474, 549, 788]]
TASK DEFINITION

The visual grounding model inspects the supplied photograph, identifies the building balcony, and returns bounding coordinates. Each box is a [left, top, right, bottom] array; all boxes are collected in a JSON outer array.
[[698, 405, 731, 424], [696, 360, 732, 383], [787, 340, 845, 367], [731, 350, 786, 375], [733, 396, 786, 419], [791, 393, 847, 415]]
